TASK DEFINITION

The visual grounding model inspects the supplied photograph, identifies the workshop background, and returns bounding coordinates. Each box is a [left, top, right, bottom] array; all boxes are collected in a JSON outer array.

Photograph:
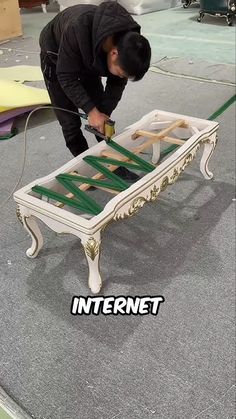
[[0, 1, 235, 419]]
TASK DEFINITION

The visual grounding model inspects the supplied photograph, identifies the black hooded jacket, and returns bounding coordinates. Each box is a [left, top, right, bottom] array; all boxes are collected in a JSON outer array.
[[39, 1, 141, 115]]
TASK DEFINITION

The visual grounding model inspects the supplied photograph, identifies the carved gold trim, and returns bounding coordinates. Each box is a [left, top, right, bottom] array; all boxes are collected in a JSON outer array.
[[114, 185, 160, 221], [113, 141, 207, 222], [182, 152, 194, 170], [101, 219, 114, 233], [169, 168, 180, 184], [200, 134, 218, 147], [16, 205, 23, 225], [84, 238, 100, 261], [129, 197, 147, 214], [160, 176, 169, 192], [149, 185, 160, 201]]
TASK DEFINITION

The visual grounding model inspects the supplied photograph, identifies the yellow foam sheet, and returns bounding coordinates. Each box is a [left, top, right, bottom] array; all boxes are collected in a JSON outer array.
[[0, 79, 50, 112], [0, 66, 43, 82]]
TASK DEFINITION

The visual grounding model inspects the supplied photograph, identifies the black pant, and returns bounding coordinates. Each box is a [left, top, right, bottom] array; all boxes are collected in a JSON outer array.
[[40, 52, 104, 157]]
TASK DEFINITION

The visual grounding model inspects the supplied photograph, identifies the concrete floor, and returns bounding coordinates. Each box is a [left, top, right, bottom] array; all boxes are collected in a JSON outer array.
[[0, 3, 235, 419]]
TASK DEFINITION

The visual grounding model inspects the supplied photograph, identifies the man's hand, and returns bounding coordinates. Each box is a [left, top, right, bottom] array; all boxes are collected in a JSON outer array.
[[88, 108, 109, 134]]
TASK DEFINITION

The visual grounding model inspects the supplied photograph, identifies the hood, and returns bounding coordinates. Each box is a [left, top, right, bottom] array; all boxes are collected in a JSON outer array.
[[92, 1, 141, 62]]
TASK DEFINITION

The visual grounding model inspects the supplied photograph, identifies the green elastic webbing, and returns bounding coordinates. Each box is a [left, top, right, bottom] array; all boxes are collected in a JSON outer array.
[[57, 173, 125, 192], [208, 94, 236, 120], [83, 155, 129, 190], [83, 155, 151, 172], [160, 94, 236, 159], [31, 185, 101, 215], [108, 140, 155, 172], [56, 175, 102, 214]]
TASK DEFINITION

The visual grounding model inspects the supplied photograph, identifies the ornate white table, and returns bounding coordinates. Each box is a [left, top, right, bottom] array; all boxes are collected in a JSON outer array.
[[14, 110, 218, 293]]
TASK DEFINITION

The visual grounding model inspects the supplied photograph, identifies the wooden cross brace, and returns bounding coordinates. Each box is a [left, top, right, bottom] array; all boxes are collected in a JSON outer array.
[[56, 119, 187, 207]]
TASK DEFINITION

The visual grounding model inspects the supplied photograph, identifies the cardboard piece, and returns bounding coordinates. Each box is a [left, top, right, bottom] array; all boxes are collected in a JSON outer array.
[[0, 0, 22, 41]]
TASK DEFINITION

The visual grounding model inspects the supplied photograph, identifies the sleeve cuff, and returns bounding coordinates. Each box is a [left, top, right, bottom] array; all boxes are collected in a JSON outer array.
[[82, 101, 96, 115]]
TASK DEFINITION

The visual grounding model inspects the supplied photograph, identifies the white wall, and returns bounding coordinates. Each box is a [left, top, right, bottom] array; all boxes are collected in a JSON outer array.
[[118, 0, 181, 15], [58, 0, 181, 15]]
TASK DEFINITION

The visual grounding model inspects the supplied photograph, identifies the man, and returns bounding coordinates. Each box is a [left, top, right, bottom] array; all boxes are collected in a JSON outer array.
[[39, 1, 151, 180]]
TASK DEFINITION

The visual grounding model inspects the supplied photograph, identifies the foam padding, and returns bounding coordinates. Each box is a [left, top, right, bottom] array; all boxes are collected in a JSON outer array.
[[0, 79, 50, 112]]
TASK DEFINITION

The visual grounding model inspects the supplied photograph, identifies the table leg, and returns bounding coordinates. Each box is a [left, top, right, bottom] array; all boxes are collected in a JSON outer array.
[[41, 3, 47, 13], [200, 133, 218, 180], [22, 215, 43, 258], [81, 234, 102, 294]]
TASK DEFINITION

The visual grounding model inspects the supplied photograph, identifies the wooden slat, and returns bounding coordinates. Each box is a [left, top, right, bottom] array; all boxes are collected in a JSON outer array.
[[134, 123, 187, 154], [93, 186, 119, 195], [162, 136, 185, 146], [56, 172, 119, 208], [100, 150, 126, 160], [132, 119, 186, 141], [132, 133, 185, 146]]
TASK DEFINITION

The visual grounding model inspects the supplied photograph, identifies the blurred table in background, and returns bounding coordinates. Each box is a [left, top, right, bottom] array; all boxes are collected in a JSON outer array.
[[18, 0, 49, 13], [182, 0, 199, 8]]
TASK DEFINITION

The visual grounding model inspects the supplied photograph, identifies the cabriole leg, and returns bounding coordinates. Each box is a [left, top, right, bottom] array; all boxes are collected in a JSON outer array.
[[197, 12, 205, 22], [23, 216, 43, 258], [200, 133, 218, 180], [81, 234, 102, 294]]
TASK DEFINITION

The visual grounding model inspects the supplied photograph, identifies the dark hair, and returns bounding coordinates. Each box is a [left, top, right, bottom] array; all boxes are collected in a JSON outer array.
[[113, 32, 151, 81]]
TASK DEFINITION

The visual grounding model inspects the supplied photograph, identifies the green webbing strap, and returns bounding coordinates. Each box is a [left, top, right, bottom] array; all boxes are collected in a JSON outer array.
[[108, 140, 155, 172], [83, 155, 151, 172], [83, 155, 129, 190], [56, 173, 126, 192], [208, 94, 236, 121], [160, 94, 236, 158], [31, 185, 102, 215], [56, 175, 102, 214]]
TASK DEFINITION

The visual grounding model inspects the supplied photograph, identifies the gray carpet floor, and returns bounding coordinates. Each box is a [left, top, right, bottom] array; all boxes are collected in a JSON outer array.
[[0, 5, 235, 419]]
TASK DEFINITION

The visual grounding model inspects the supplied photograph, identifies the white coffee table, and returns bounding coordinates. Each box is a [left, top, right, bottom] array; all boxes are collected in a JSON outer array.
[[14, 110, 219, 293]]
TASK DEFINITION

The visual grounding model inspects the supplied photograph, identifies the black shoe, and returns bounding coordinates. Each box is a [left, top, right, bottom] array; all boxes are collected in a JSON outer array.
[[113, 166, 140, 182]]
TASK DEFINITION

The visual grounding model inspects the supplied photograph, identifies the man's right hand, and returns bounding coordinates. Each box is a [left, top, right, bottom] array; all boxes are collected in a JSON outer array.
[[88, 108, 109, 134]]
